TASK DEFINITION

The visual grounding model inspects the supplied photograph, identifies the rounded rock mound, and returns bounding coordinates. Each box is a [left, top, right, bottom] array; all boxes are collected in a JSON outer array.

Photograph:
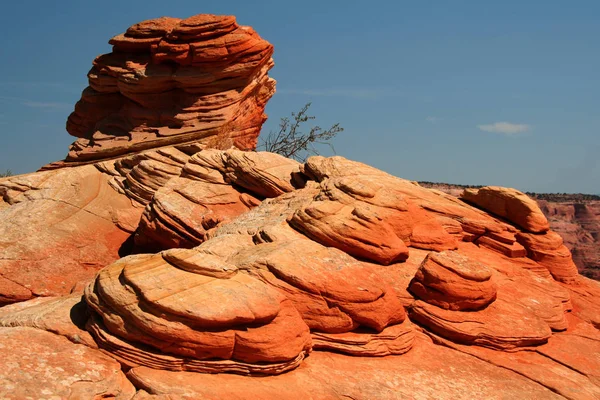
[[84, 249, 312, 375], [409, 251, 497, 311]]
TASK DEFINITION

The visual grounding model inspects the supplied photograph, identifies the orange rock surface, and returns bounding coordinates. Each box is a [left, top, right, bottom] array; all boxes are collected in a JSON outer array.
[[409, 251, 497, 311], [0, 12, 599, 400], [52, 14, 275, 166], [0, 165, 142, 305], [462, 186, 551, 233]]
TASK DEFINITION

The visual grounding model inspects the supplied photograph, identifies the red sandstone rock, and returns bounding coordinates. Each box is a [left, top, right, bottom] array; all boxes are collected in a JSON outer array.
[[410, 298, 552, 350], [539, 200, 600, 280], [0, 165, 142, 305], [462, 186, 550, 233], [134, 150, 298, 251], [426, 316, 600, 399], [410, 218, 459, 251], [0, 327, 135, 399], [311, 318, 415, 356], [126, 338, 565, 399], [516, 231, 580, 283], [4, 145, 600, 394], [426, 184, 600, 280], [52, 14, 275, 166], [98, 146, 193, 205], [289, 199, 410, 264], [0, 295, 96, 347], [84, 250, 312, 374], [476, 235, 528, 258], [409, 251, 497, 311]]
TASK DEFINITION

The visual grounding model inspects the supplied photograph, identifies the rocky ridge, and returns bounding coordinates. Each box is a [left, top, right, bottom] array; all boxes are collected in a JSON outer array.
[[0, 13, 599, 400], [422, 182, 600, 280]]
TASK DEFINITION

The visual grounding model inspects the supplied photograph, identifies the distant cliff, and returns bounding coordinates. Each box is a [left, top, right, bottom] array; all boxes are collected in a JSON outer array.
[[420, 182, 600, 280]]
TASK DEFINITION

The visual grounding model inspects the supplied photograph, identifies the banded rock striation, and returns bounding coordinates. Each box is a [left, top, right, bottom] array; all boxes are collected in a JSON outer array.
[[84, 249, 312, 374], [0, 12, 600, 400], [0, 13, 276, 306], [423, 182, 600, 280], [51, 14, 275, 167], [539, 200, 600, 280], [3, 150, 600, 397], [74, 152, 600, 390]]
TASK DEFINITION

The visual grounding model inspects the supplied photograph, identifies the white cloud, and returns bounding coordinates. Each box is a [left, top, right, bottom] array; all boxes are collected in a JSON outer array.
[[426, 116, 438, 123], [477, 122, 531, 135], [0, 96, 71, 111], [22, 101, 71, 110]]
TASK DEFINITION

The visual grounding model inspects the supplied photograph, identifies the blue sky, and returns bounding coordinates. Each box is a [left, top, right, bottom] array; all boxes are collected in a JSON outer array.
[[0, 1, 598, 193]]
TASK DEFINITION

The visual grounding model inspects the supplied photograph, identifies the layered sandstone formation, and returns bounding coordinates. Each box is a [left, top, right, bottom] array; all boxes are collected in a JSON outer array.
[[462, 186, 550, 233], [408, 251, 497, 311], [3, 148, 600, 398], [1, 12, 600, 400], [0, 165, 142, 305], [423, 183, 600, 280], [0, 13, 276, 305], [50, 14, 275, 167]]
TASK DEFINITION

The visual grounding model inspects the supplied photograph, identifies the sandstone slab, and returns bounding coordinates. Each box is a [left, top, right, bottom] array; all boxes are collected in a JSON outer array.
[[0, 327, 135, 400], [0, 165, 141, 305], [409, 251, 497, 311]]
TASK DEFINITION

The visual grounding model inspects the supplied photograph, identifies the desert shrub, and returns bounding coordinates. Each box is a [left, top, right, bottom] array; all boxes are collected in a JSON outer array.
[[259, 103, 343, 162], [0, 169, 12, 178]]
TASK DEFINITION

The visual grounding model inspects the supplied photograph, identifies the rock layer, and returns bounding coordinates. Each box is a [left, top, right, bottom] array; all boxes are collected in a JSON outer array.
[[539, 200, 600, 280], [84, 249, 312, 374], [134, 150, 298, 251], [55, 14, 275, 165], [409, 251, 497, 311], [0, 165, 142, 305], [126, 339, 565, 400], [516, 231, 580, 283], [410, 299, 552, 350], [462, 186, 550, 233]]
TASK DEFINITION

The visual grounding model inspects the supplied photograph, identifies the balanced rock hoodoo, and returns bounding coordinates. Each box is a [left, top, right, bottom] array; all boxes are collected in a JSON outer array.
[[57, 14, 275, 166]]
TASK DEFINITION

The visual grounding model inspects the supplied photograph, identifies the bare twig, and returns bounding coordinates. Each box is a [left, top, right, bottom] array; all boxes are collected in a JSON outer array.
[[259, 103, 343, 161]]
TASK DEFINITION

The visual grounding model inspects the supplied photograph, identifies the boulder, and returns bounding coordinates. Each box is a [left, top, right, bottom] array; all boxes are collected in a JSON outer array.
[[409, 251, 497, 311], [462, 186, 550, 233]]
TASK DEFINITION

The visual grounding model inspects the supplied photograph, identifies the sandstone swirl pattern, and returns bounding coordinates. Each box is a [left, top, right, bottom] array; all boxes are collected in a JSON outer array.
[[0, 12, 600, 400], [74, 151, 600, 384]]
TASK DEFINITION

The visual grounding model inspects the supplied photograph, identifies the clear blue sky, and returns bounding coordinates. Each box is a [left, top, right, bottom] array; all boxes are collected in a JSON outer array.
[[0, 1, 598, 193]]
